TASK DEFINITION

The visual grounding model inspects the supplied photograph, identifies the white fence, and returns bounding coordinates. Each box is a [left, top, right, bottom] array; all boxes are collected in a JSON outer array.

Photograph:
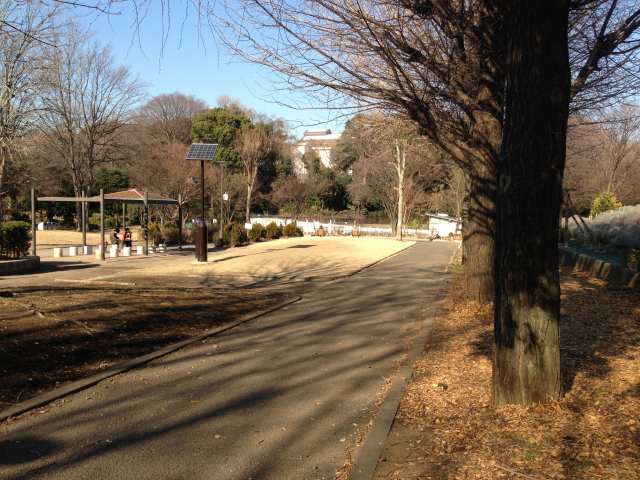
[[248, 215, 460, 238]]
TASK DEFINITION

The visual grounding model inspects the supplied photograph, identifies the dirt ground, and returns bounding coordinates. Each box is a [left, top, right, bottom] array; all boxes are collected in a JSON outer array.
[[0, 285, 291, 408], [374, 270, 640, 479], [140, 236, 416, 284], [35, 230, 101, 246]]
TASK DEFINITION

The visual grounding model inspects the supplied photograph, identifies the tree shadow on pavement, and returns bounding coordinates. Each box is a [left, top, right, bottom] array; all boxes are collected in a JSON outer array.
[[0, 242, 454, 480]]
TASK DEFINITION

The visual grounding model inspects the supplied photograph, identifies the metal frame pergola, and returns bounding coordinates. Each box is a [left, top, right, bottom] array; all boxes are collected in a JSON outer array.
[[31, 188, 182, 261]]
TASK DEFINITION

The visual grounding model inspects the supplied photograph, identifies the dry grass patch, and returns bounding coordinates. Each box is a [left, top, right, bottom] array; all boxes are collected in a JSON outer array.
[[374, 272, 639, 479]]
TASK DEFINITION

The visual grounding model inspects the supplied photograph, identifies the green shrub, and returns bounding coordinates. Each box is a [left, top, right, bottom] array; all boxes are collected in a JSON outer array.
[[407, 218, 422, 229], [0, 221, 31, 258], [265, 221, 283, 240], [590, 190, 622, 218], [283, 222, 303, 237], [248, 223, 266, 242], [222, 222, 248, 247]]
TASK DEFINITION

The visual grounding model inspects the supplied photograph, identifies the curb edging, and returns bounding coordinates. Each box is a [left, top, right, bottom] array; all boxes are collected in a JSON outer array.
[[559, 246, 639, 289]]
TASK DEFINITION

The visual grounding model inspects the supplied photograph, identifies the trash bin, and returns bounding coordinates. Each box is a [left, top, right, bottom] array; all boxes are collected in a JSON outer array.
[[194, 219, 208, 262]]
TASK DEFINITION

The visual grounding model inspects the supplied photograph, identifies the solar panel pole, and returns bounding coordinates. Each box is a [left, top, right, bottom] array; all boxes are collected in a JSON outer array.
[[200, 160, 206, 222], [31, 188, 36, 257], [100, 189, 105, 261], [81, 190, 86, 248], [144, 190, 149, 256], [178, 193, 183, 250], [219, 163, 224, 240]]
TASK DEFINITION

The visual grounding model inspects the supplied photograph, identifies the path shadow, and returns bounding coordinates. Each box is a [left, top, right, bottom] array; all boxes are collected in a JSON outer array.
[[0, 438, 57, 465]]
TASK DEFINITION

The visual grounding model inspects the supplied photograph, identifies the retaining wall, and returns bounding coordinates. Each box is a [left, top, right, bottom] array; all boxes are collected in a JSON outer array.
[[559, 246, 639, 289]]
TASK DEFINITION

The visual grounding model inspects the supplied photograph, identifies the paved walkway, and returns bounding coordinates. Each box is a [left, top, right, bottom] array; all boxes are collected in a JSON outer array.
[[0, 242, 455, 480]]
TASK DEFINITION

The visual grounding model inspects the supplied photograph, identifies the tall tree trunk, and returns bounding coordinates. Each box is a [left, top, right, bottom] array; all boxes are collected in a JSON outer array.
[[461, 3, 504, 304], [0, 145, 8, 220], [395, 141, 405, 241], [493, 0, 570, 405], [245, 182, 252, 224], [463, 160, 496, 303]]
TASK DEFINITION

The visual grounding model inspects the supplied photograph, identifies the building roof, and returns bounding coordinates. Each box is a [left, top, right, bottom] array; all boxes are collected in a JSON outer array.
[[424, 213, 461, 223], [299, 129, 342, 143]]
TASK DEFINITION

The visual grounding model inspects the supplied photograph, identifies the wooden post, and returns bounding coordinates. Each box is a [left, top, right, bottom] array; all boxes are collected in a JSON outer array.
[[100, 189, 105, 261], [122, 202, 126, 227], [144, 191, 149, 256], [81, 190, 86, 247], [178, 194, 183, 250], [219, 163, 224, 239], [200, 160, 206, 222], [31, 188, 36, 256]]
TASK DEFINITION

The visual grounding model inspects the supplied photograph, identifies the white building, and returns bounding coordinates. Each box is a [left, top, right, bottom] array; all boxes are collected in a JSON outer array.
[[423, 213, 461, 237], [293, 129, 341, 176]]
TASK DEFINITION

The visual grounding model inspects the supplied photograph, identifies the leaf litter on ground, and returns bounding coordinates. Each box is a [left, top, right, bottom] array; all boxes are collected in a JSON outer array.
[[373, 271, 639, 480]]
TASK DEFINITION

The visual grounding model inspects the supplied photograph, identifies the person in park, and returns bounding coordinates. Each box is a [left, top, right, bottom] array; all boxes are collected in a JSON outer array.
[[110, 227, 121, 248], [123, 228, 132, 248]]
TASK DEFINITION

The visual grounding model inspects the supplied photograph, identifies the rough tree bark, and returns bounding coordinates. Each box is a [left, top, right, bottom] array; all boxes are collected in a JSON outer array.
[[461, 2, 504, 304], [462, 161, 496, 303], [493, 0, 570, 405]]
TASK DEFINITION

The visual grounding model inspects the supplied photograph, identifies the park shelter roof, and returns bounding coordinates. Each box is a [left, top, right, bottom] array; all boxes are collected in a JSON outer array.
[[102, 189, 178, 205], [37, 188, 179, 205]]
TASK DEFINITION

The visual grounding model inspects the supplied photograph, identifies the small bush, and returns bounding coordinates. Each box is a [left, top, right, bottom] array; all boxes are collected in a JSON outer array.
[[265, 221, 283, 240], [248, 223, 266, 242], [148, 222, 163, 245], [283, 222, 303, 237], [0, 221, 31, 258], [590, 190, 622, 218], [222, 222, 248, 247], [89, 213, 118, 229], [407, 218, 422, 229]]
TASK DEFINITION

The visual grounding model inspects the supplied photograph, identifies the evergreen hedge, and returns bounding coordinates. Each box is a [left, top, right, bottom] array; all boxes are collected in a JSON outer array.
[[0, 221, 31, 258]]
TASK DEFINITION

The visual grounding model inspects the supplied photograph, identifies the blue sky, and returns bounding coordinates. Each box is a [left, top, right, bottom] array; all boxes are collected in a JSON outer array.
[[77, 3, 344, 138]]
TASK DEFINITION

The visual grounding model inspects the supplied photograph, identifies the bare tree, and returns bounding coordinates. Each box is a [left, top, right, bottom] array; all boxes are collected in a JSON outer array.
[[565, 107, 640, 210], [209, 0, 640, 405], [347, 114, 440, 237], [138, 92, 207, 144], [0, 0, 58, 214], [236, 123, 272, 223], [597, 106, 640, 195], [38, 25, 144, 224], [271, 175, 307, 220]]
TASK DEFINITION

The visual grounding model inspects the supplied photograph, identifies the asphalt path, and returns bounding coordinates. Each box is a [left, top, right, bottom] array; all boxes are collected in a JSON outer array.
[[0, 241, 455, 480]]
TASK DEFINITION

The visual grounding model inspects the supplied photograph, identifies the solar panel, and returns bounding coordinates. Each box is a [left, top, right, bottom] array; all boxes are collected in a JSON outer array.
[[185, 143, 219, 161]]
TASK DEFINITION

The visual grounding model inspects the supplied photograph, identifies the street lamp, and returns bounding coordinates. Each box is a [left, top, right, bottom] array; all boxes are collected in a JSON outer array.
[[185, 143, 218, 262], [221, 191, 230, 237]]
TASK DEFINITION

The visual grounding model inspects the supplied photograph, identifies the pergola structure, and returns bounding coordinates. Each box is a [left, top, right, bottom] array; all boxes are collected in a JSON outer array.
[[31, 188, 182, 261]]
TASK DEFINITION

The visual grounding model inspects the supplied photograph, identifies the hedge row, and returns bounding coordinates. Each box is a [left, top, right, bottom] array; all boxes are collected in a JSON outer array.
[[0, 221, 31, 258], [247, 221, 303, 243]]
